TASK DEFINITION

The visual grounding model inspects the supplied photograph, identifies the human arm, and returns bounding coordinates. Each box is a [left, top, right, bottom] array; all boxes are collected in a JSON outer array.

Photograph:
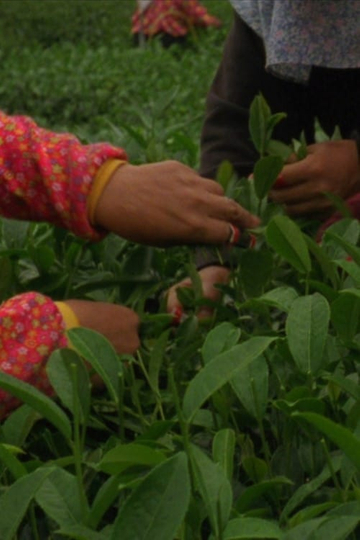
[[0, 292, 140, 419], [0, 111, 258, 245]]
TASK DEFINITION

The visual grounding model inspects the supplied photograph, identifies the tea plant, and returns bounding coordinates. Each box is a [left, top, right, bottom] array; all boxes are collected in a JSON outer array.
[[1, 3, 360, 539]]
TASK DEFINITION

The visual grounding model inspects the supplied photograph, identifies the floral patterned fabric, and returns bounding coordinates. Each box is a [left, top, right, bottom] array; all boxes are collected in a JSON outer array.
[[132, 0, 221, 38], [0, 111, 127, 419], [229, 0, 360, 83], [0, 111, 126, 239], [0, 292, 65, 418]]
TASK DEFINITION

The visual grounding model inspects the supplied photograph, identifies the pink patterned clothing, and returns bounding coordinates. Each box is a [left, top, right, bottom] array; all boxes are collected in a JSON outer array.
[[0, 111, 127, 419], [132, 0, 221, 38]]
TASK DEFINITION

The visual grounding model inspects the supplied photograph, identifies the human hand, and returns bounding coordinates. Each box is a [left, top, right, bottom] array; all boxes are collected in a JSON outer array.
[[64, 300, 140, 354], [269, 140, 360, 216], [94, 161, 260, 246], [167, 265, 231, 320]]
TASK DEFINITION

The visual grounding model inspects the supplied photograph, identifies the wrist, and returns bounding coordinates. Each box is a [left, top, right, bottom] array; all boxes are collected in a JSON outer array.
[[88, 159, 127, 227]]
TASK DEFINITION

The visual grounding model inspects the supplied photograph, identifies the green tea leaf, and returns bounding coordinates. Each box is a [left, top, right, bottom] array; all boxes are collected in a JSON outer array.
[[0, 372, 71, 440], [1, 405, 40, 447], [0, 467, 54, 540], [280, 456, 342, 523], [335, 258, 360, 285], [47, 348, 90, 422], [331, 289, 360, 341], [289, 502, 337, 528], [294, 412, 360, 472], [55, 525, 107, 540], [191, 443, 232, 535], [236, 477, 292, 513], [314, 118, 330, 143], [183, 337, 275, 421], [68, 327, 123, 404], [249, 94, 271, 156], [97, 443, 166, 475], [231, 355, 268, 419], [258, 286, 298, 312], [253, 155, 283, 200], [286, 294, 330, 374], [110, 452, 190, 540], [266, 216, 311, 274], [266, 112, 287, 138], [267, 139, 293, 161], [223, 517, 283, 539], [327, 231, 360, 264], [240, 250, 274, 298], [216, 160, 236, 195], [88, 474, 122, 530], [242, 456, 268, 483], [311, 517, 359, 540], [0, 443, 27, 480], [212, 429, 236, 482], [148, 329, 170, 394], [326, 374, 360, 402], [282, 518, 326, 540], [36, 467, 86, 527], [201, 322, 240, 364], [304, 235, 339, 289]]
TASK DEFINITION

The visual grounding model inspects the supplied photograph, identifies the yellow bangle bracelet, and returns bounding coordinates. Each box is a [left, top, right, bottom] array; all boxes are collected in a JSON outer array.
[[55, 302, 80, 330], [87, 159, 127, 225]]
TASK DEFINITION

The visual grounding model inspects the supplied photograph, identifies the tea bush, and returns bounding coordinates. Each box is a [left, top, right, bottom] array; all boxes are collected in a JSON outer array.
[[1, 2, 360, 540]]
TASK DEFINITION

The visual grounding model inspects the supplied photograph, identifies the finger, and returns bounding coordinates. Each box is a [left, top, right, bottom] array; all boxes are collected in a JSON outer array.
[[207, 194, 261, 229], [270, 182, 317, 204], [190, 216, 249, 245], [286, 152, 298, 164], [201, 177, 225, 196], [280, 156, 314, 186], [285, 196, 332, 216]]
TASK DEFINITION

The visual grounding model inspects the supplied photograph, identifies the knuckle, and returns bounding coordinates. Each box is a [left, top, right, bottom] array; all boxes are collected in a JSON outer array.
[[210, 180, 224, 195], [227, 198, 241, 219]]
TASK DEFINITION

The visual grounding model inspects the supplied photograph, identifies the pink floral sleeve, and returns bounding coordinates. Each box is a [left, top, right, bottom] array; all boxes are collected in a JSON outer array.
[[0, 111, 127, 239], [132, 0, 221, 38], [0, 292, 66, 419], [0, 112, 127, 418]]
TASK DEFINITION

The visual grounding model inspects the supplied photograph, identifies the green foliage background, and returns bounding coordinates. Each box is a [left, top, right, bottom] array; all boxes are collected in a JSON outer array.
[[0, 0, 232, 164]]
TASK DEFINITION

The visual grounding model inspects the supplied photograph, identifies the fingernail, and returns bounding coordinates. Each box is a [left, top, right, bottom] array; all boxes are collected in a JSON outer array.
[[171, 306, 183, 325], [228, 224, 240, 245], [275, 175, 286, 189]]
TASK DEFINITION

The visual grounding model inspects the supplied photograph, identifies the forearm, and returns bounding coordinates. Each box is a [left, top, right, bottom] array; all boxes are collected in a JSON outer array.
[[0, 111, 127, 240]]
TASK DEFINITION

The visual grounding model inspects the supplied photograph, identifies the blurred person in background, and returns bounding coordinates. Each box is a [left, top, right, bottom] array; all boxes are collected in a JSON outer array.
[[132, 0, 221, 47]]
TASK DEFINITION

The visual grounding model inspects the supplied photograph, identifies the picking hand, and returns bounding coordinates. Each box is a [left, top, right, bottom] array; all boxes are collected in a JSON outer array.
[[64, 300, 140, 354], [94, 161, 260, 246], [270, 140, 360, 216], [167, 265, 231, 320]]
